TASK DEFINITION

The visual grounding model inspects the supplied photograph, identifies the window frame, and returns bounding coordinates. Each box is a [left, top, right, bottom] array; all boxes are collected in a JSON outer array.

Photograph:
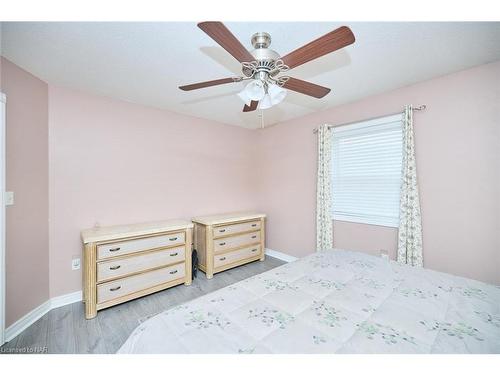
[[330, 113, 403, 228]]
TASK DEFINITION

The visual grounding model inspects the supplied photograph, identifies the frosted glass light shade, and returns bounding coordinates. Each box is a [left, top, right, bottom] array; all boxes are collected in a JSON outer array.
[[237, 90, 252, 106], [257, 84, 287, 110], [246, 80, 266, 100], [238, 80, 266, 105], [258, 94, 273, 110], [238, 80, 266, 106], [267, 83, 287, 105]]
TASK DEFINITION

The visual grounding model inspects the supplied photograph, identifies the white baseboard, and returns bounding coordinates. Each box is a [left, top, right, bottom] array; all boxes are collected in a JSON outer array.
[[50, 290, 82, 310], [265, 248, 298, 263], [5, 299, 51, 342], [5, 290, 82, 342]]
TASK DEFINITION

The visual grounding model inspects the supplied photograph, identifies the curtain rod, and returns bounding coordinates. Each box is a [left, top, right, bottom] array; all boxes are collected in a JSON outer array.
[[312, 105, 426, 133]]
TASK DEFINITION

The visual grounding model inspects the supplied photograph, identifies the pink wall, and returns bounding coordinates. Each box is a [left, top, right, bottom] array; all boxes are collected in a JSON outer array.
[[257, 61, 500, 285], [1, 58, 50, 326], [48, 86, 259, 297]]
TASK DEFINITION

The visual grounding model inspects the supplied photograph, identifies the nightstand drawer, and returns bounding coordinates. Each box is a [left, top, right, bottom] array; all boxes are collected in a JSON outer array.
[[97, 232, 185, 260], [213, 231, 260, 253], [213, 220, 261, 238], [97, 263, 185, 304], [97, 246, 185, 282], [214, 245, 261, 268]]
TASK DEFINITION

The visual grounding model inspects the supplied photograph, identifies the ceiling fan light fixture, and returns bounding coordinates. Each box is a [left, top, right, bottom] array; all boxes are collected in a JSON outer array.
[[182, 22, 354, 114]]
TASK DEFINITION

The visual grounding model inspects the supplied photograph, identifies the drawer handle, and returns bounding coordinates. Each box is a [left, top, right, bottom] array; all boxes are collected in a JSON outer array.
[[251, 224, 257, 227], [109, 286, 121, 292], [219, 242, 226, 246], [219, 229, 226, 233], [109, 265, 121, 270], [170, 252, 178, 257], [169, 237, 178, 241], [219, 257, 226, 261], [251, 248, 258, 252], [169, 269, 178, 275], [251, 235, 257, 239], [109, 247, 121, 252]]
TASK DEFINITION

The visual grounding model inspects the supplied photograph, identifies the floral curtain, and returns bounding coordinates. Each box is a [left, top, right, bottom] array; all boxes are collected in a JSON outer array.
[[316, 124, 333, 252], [397, 105, 424, 267]]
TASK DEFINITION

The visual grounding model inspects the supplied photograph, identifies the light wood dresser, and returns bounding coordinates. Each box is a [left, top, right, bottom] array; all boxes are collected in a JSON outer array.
[[81, 220, 193, 319], [192, 212, 266, 279]]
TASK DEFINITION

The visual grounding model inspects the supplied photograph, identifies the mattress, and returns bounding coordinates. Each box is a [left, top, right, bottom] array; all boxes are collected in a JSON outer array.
[[118, 250, 500, 353]]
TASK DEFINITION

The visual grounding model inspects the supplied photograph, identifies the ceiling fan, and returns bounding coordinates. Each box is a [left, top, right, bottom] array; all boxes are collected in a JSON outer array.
[[179, 22, 355, 112]]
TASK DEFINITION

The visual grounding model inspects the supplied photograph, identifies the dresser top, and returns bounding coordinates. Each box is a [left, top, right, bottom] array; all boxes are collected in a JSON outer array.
[[191, 212, 266, 226], [81, 219, 193, 244]]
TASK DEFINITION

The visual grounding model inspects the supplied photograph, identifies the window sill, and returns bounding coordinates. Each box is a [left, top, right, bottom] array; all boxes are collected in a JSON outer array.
[[332, 215, 399, 229]]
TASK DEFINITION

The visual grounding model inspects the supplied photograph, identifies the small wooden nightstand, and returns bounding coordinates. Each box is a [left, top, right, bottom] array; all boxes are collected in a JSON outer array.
[[192, 212, 266, 279]]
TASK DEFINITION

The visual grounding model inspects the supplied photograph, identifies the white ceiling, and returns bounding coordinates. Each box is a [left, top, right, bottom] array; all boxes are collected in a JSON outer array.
[[1, 22, 500, 129]]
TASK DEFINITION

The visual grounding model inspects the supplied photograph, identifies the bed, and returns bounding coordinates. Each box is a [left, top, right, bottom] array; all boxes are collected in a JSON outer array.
[[118, 250, 500, 353]]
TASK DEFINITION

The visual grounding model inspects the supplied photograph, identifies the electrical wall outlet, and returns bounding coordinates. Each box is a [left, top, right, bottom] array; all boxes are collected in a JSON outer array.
[[380, 249, 389, 260], [5, 191, 14, 206], [72, 258, 81, 270]]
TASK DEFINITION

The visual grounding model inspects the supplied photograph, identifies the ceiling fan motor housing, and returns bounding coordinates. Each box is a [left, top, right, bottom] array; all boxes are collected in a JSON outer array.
[[250, 32, 279, 60], [245, 32, 281, 78]]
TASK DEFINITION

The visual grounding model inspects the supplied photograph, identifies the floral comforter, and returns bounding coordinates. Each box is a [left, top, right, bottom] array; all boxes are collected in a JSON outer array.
[[118, 250, 500, 353]]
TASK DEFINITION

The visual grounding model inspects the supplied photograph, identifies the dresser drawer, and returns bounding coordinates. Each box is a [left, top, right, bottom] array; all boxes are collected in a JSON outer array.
[[97, 232, 185, 260], [97, 263, 185, 304], [213, 231, 261, 253], [213, 220, 261, 238], [97, 246, 185, 282], [214, 245, 261, 268]]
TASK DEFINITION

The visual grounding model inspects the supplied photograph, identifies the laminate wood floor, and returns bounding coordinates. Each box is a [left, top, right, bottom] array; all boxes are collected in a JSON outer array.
[[1, 256, 285, 354]]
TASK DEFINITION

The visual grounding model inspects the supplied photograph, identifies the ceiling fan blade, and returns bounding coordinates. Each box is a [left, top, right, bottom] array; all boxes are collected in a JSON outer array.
[[198, 22, 254, 63], [179, 77, 240, 91], [280, 26, 355, 70], [282, 77, 331, 98], [243, 101, 258, 112]]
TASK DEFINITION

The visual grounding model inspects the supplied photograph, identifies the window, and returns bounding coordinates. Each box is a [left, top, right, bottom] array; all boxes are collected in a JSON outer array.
[[331, 113, 403, 227]]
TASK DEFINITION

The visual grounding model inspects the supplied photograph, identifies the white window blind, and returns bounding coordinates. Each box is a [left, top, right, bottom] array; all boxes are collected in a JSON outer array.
[[331, 113, 403, 227]]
